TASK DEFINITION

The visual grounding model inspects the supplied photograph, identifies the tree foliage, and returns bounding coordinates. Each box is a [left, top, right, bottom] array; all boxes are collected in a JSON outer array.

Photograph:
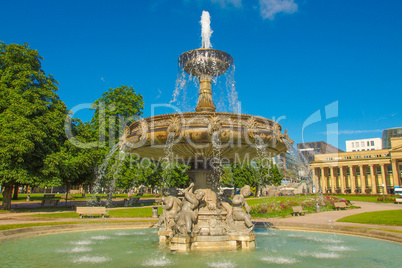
[[221, 161, 283, 195], [0, 42, 67, 209], [90, 85, 144, 147]]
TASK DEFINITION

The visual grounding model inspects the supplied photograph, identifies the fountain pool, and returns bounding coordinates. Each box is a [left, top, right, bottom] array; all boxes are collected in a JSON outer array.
[[1, 228, 401, 267]]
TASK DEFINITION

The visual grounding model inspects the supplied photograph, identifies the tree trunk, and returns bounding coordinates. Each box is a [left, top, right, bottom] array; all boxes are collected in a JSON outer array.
[[1, 184, 13, 210], [13, 184, 19, 200], [65, 184, 69, 205]]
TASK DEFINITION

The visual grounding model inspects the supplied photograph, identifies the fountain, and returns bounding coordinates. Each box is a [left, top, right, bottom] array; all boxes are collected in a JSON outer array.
[[119, 11, 290, 251]]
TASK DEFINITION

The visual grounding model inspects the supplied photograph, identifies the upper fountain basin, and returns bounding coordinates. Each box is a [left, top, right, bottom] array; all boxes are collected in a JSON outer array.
[[120, 112, 289, 162], [179, 49, 233, 77]]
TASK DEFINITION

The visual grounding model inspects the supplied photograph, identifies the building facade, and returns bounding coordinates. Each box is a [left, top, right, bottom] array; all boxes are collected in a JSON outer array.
[[382, 127, 402, 149], [310, 137, 402, 194], [297, 141, 343, 163], [345, 138, 382, 152]]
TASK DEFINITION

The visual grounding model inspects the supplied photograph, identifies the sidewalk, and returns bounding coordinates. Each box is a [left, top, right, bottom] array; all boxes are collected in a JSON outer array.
[[258, 201, 402, 231]]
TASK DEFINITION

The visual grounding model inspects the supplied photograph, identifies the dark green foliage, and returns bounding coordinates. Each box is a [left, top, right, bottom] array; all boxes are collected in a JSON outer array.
[[90, 85, 144, 147], [0, 42, 67, 209]]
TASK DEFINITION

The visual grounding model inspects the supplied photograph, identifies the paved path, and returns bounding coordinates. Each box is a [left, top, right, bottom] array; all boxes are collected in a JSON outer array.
[[262, 201, 402, 231], [1, 201, 401, 230]]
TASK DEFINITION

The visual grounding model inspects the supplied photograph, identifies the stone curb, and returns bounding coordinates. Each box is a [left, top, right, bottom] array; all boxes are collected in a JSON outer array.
[[254, 221, 402, 244], [0, 222, 155, 243], [1, 220, 401, 245]]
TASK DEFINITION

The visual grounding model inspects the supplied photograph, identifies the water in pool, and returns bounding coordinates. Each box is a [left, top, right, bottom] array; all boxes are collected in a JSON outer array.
[[1, 228, 400, 267]]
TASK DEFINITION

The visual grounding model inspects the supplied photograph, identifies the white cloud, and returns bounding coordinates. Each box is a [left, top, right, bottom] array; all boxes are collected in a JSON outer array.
[[259, 0, 298, 20], [321, 129, 383, 135], [210, 0, 242, 8]]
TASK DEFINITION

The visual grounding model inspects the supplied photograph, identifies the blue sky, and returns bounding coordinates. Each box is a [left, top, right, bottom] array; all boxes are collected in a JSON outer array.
[[1, 0, 402, 151]]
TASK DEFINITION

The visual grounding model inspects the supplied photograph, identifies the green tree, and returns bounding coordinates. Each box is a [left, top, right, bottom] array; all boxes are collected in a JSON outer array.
[[42, 119, 103, 201], [90, 85, 144, 147], [0, 42, 67, 209], [223, 161, 283, 196], [88, 85, 144, 194]]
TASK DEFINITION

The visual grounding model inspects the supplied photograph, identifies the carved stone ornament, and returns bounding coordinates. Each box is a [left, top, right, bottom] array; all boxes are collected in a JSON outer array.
[[167, 116, 182, 137], [138, 119, 149, 141], [246, 116, 258, 139], [207, 115, 223, 135]]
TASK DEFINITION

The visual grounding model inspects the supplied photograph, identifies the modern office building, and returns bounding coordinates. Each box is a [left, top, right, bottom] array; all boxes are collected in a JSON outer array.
[[297, 141, 343, 163], [345, 138, 382, 152], [310, 137, 402, 194], [382, 127, 402, 149]]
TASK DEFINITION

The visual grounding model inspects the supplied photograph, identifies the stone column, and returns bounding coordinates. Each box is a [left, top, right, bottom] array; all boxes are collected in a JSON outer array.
[[380, 164, 387, 194], [339, 166, 345, 193], [314, 168, 321, 192], [359, 165, 366, 194], [391, 159, 400, 187], [369, 164, 377, 194], [320, 167, 326, 192], [330, 166, 336, 193], [350, 165, 356, 194]]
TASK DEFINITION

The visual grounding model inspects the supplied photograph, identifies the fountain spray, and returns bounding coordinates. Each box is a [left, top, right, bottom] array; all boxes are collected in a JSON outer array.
[[201, 11, 213, 49]]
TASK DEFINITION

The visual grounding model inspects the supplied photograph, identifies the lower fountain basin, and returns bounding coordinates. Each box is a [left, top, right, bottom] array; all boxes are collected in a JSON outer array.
[[120, 112, 289, 162], [1, 228, 400, 267]]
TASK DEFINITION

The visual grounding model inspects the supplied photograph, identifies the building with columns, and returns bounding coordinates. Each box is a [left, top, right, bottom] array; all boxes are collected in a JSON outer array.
[[310, 137, 402, 194]]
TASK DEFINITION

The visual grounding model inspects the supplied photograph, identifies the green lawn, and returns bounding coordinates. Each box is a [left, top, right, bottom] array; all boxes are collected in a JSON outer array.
[[0, 220, 157, 231], [337, 210, 402, 226], [328, 194, 396, 203], [28, 207, 163, 219], [246, 196, 313, 206], [0, 193, 156, 202]]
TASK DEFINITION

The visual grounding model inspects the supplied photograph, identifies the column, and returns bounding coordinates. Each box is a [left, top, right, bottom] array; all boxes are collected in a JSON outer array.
[[349, 165, 356, 194], [359, 165, 366, 194], [320, 167, 326, 192], [380, 164, 387, 194], [339, 166, 345, 193], [314, 168, 321, 191], [369, 164, 377, 194], [330, 166, 336, 193], [391, 159, 401, 187]]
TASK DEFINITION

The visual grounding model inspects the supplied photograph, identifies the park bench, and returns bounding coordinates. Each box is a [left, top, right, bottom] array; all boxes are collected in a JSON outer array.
[[291, 206, 307, 216], [124, 197, 140, 206], [395, 198, 402, 204], [60, 194, 74, 200], [40, 194, 59, 207], [334, 202, 347, 210], [76, 206, 109, 218]]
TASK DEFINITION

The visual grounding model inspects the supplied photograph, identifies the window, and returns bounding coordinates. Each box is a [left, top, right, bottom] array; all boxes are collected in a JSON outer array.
[[377, 166, 381, 174], [371, 141, 374, 146], [356, 142, 359, 148], [317, 143, 321, 148], [367, 141, 370, 146], [352, 143, 354, 148], [362, 149, 365, 151], [366, 167, 371, 175], [387, 166, 392, 174], [361, 141, 364, 147]]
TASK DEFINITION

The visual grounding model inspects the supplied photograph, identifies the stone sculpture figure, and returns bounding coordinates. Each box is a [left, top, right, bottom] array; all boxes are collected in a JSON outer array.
[[218, 189, 233, 223], [155, 187, 181, 232], [174, 183, 205, 236], [230, 185, 254, 231]]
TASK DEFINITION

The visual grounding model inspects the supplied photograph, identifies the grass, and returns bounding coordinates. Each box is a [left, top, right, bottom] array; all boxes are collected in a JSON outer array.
[[26, 207, 163, 219], [327, 194, 396, 203], [246, 196, 313, 206], [337, 210, 402, 226], [0, 193, 157, 202], [0, 220, 157, 231]]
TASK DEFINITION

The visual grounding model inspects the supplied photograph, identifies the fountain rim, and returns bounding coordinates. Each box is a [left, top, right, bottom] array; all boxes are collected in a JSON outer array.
[[1, 223, 401, 245]]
